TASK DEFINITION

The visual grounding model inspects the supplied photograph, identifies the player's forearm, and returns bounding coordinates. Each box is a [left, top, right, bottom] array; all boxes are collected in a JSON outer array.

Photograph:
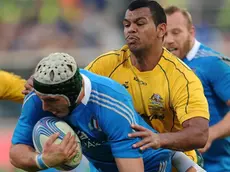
[[159, 127, 207, 151], [209, 111, 230, 140], [10, 144, 40, 171], [159, 117, 208, 151]]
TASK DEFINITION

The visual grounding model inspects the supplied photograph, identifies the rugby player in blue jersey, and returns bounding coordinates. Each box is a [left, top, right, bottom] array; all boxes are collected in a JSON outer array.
[[164, 6, 230, 171], [10, 53, 205, 172], [10, 53, 173, 172]]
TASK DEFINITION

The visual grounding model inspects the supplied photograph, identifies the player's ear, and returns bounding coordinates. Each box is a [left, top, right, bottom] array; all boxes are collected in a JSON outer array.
[[189, 25, 195, 37], [157, 23, 167, 39]]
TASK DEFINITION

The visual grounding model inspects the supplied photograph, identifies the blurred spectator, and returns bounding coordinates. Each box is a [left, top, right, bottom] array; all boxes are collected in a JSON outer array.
[[0, 0, 111, 51], [83, 0, 107, 11]]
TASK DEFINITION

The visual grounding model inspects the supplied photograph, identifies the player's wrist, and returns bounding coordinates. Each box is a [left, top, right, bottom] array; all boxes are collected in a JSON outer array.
[[35, 153, 50, 170], [156, 133, 164, 148], [152, 133, 161, 149], [209, 127, 219, 140]]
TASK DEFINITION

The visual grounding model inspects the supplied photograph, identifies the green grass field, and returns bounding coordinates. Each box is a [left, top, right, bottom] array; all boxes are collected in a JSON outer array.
[[0, 0, 59, 23]]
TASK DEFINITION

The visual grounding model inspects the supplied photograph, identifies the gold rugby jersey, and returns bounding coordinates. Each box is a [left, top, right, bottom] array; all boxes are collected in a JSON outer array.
[[85, 45, 209, 162]]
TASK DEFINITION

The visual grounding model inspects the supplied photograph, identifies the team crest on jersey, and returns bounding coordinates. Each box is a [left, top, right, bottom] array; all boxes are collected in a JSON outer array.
[[88, 117, 102, 131], [76, 130, 105, 149], [148, 94, 165, 120]]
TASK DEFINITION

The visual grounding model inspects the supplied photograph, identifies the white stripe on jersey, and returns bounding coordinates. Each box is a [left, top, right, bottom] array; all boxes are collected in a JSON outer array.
[[90, 94, 136, 124], [89, 99, 133, 125], [22, 92, 36, 108], [158, 161, 167, 172], [91, 90, 137, 125]]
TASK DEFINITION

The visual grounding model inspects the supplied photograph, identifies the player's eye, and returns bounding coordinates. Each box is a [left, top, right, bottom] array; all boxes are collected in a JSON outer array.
[[136, 22, 145, 26], [172, 29, 181, 35], [123, 23, 130, 27]]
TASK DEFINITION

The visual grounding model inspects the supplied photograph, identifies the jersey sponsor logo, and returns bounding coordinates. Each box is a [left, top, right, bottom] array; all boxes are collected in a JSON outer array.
[[134, 77, 147, 85], [76, 130, 105, 149], [122, 81, 129, 89], [88, 116, 107, 141], [148, 94, 165, 120]]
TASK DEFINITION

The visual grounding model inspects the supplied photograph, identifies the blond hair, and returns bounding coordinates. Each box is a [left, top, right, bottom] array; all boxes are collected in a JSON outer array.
[[164, 6, 193, 29]]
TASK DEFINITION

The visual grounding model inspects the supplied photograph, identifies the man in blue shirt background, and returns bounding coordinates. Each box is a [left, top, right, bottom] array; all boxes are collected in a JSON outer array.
[[10, 52, 173, 172], [164, 6, 230, 172]]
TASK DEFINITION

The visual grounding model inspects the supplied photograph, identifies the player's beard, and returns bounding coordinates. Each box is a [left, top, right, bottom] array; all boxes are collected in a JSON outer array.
[[130, 43, 152, 62], [180, 35, 192, 59], [129, 43, 144, 55]]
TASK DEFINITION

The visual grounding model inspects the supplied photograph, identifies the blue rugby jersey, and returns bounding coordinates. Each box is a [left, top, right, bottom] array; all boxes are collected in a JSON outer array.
[[183, 40, 230, 171], [12, 69, 172, 172]]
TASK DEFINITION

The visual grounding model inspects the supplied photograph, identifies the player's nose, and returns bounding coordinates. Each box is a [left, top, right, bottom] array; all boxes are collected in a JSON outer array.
[[127, 23, 138, 33]]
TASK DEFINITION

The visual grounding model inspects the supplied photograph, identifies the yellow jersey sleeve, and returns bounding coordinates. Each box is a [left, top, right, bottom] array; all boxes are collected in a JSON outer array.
[[172, 68, 209, 124], [0, 70, 26, 103]]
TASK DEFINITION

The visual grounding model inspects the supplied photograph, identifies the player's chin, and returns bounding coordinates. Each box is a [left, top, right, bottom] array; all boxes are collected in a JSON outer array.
[[172, 51, 180, 58], [167, 49, 180, 58], [55, 112, 68, 118], [128, 44, 142, 52]]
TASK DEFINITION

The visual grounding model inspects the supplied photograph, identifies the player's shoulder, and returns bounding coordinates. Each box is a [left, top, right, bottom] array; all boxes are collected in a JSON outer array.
[[194, 44, 230, 67], [194, 55, 222, 65], [82, 69, 131, 100], [96, 45, 130, 62], [161, 48, 192, 72], [23, 91, 41, 107], [86, 45, 130, 69], [196, 44, 230, 61], [161, 48, 202, 87]]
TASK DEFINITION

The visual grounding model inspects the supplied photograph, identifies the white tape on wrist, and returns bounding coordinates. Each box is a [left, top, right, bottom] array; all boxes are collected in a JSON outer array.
[[35, 154, 50, 169]]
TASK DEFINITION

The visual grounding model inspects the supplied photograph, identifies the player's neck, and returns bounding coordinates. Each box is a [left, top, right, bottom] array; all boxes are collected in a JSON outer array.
[[130, 46, 163, 72]]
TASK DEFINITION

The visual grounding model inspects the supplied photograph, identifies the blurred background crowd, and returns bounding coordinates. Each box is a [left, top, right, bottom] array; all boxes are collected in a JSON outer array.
[[0, 0, 230, 171]]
